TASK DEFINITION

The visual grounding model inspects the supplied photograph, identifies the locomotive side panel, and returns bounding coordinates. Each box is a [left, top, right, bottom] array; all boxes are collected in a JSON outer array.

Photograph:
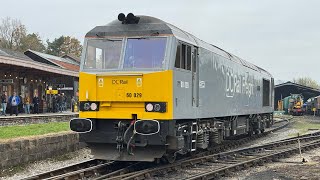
[[197, 48, 273, 118], [172, 46, 273, 119]]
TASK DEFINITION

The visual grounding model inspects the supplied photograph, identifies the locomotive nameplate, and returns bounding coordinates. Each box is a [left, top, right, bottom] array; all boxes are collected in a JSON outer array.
[[112, 79, 128, 85]]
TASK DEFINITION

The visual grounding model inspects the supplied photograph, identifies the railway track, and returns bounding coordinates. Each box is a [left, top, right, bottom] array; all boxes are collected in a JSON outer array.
[[23, 117, 291, 180], [112, 130, 320, 180], [22, 160, 150, 180]]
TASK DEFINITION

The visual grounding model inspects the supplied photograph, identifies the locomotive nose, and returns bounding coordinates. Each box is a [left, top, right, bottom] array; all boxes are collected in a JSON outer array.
[[70, 118, 93, 133]]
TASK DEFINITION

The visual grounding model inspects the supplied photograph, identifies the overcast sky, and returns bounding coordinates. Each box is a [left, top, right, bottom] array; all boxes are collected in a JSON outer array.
[[1, 0, 319, 82]]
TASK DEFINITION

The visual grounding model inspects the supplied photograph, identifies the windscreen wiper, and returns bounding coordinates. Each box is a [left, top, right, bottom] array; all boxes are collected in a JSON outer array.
[[95, 34, 122, 42]]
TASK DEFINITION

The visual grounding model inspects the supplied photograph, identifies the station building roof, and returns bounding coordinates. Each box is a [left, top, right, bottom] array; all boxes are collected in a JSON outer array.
[[24, 50, 80, 71], [0, 48, 79, 77], [274, 81, 320, 108]]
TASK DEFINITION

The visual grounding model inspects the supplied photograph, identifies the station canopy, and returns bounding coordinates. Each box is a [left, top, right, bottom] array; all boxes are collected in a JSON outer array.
[[274, 81, 320, 107]]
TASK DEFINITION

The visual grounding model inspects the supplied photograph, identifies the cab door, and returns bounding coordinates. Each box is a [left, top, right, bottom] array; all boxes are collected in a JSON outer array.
[[192, 47, 199, 107]]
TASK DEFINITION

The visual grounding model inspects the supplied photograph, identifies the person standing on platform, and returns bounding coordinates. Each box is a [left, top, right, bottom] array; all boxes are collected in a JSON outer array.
[[1, 92, 8, 116], [64, 94, 67, 111], [61, 93, 66, 111], [52, 95, 57, 113], [24, 94, 31, 114], [9, 92, 20, 116], [71, 96, 76, 112], [48, 95, 53, 112], [57, 94, 62, 112], [19, 93, 23, 113], [32, 94, 40, 114]]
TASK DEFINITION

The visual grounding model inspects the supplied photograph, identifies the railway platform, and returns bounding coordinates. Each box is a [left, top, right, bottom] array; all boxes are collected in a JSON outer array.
[[0, 112, 78, 126]]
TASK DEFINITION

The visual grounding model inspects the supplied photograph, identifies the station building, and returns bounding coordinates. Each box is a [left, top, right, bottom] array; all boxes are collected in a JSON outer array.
[[0, 48, 79, 111]]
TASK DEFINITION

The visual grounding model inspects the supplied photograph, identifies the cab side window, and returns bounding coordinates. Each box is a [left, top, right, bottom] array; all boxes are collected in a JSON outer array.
[[181, 44, 186, 69], [175, 42, 192, 71], [175, 44, 181, 68]]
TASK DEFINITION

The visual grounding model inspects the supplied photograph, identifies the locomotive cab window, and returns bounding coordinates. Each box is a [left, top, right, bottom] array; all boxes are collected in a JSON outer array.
[[174, 42, 192, 71], [186, 46, 191, 70], [84, 39, 123, 70], [181, 44, 186, 69], [175, 44, 181, 68], [123, 37, 167, 69], [263, 79, 270, 106]]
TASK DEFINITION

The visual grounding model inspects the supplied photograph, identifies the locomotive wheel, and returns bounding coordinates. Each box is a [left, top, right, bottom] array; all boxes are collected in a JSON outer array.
[[162, 153, 176, 164], [248, 131, 254, 136]]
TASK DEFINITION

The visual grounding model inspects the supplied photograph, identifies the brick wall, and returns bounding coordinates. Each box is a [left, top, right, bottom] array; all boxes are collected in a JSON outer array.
[[0, 114, 79, 126], [0, 132, 79, 169]]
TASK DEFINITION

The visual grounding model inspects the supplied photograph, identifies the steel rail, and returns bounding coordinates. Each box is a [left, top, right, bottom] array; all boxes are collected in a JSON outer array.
[[114, 130, 320, 180], [23, 117, 291, 180], [185, 140, 320, 180], [23, 159, 108, 180]]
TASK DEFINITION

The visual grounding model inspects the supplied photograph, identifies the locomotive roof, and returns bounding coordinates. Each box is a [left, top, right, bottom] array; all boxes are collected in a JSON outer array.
[[86, 15, 271, 76]]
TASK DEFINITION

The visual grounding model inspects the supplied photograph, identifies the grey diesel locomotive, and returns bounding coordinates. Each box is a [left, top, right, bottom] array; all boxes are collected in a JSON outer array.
[[70, 13, 274, 163]]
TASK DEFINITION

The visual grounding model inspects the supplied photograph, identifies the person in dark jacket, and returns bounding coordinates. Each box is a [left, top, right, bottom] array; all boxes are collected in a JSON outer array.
[[18, 93, 24, 113], [56, 94, 60, 112], [52, 95, 57, 113], [9, 92, 21, 116], [1, 92, 8, 116], [32, 94, 40, 114], [71, 96, 76, 112]]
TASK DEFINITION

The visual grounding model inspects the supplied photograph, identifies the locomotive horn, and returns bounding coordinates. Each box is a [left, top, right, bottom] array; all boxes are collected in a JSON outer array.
[[118, 13, 125, 22], [126, 13, 140, 24]]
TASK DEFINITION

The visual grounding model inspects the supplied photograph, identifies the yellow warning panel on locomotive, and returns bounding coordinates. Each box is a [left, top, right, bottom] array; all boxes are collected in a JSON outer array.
[[97, 75, 143, 101]]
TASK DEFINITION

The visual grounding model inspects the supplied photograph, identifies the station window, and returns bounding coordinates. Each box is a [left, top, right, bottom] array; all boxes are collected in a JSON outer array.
[[263, 79, 270, 106]]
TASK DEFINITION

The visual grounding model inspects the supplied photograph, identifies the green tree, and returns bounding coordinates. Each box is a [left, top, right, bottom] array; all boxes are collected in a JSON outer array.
[[46, 36, 82, 57], [293, 77, 320, 89], [46, 36, 64, 56], [19, 33, 46, 52], [61, 36, 82, 57]]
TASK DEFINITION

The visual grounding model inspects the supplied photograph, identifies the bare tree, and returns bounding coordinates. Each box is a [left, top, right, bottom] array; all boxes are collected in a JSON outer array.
[[293, 77, 320, 89], [0, 17, 27, 50]]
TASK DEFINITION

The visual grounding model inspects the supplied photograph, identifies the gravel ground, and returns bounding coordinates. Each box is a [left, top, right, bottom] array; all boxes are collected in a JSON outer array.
[[155, 115, 320, 180], [221, 116, 320, 180], [222, 147, 320, 180], [0, 148, 92, 180], [2, 115, 320, 180]]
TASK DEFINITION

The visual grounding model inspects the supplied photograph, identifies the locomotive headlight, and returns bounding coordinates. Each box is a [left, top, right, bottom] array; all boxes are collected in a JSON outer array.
[[154, 104, 161, 112], [146, 103, 154, 112], [70, 118, 93, 133], [84, 103, 90, 110], [145, 102, 166, 113], [80, 101, 100, 111], [90, 103, 97, 110], [134, 120, 160, 135]]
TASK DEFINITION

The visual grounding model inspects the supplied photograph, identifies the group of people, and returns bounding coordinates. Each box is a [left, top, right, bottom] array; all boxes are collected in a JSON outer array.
[[1, 92, 41, 116], [48, 93, 69, 113], [1, 91, 78, 116]]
